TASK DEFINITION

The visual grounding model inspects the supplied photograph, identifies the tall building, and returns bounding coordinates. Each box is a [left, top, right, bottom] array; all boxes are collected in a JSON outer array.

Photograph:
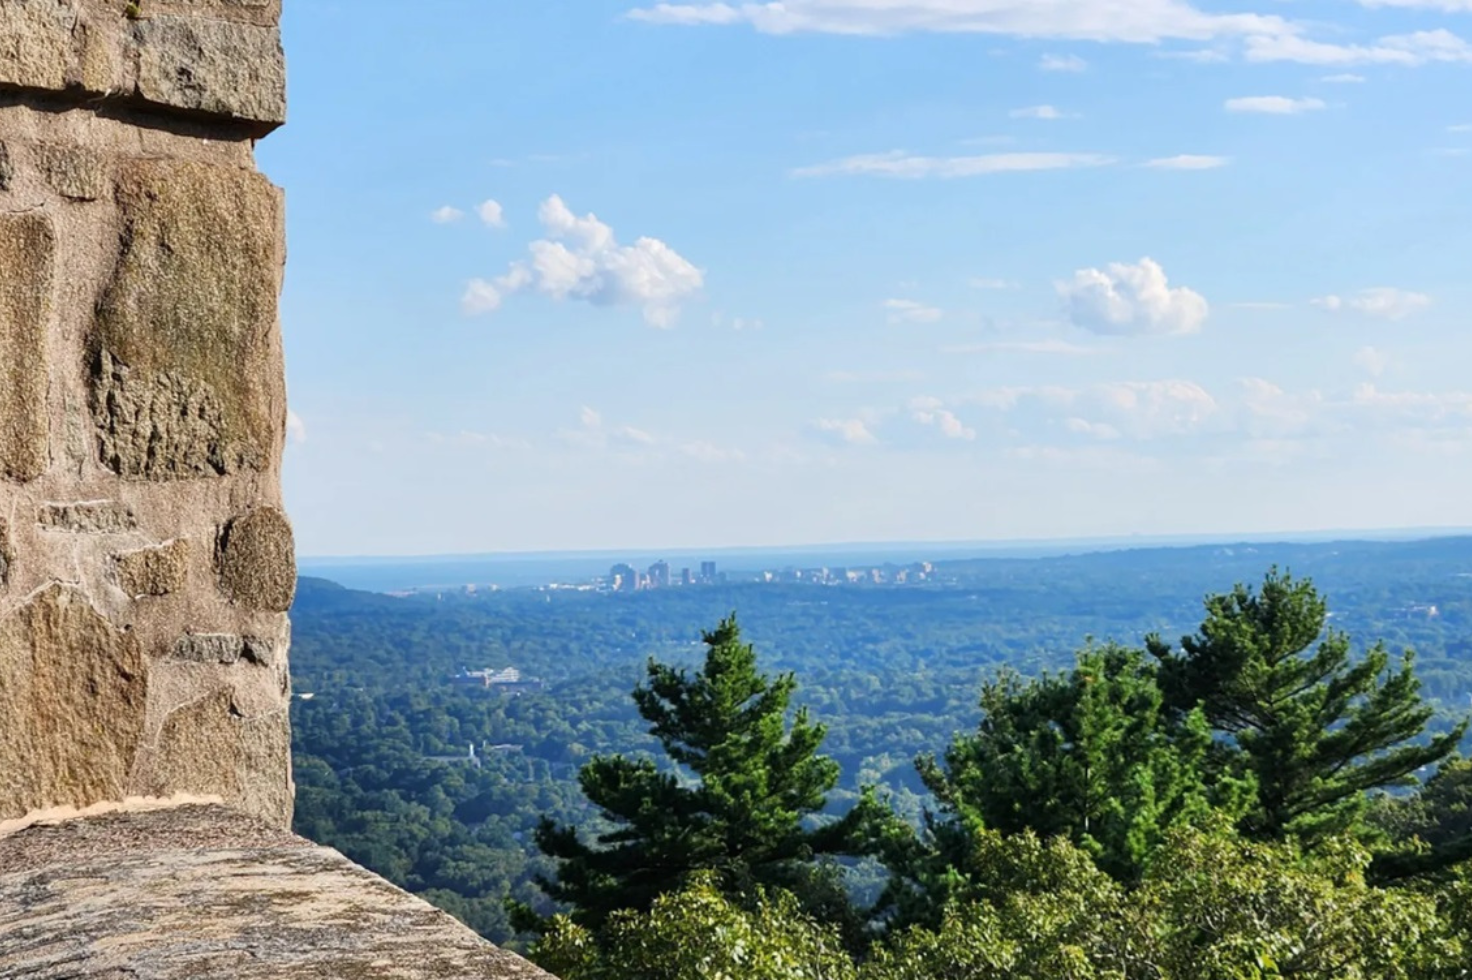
[[700, 560, 717, 584], [610, 563, 639, 592], [681, 567, 694, 586], [648, 561, 671, 589]]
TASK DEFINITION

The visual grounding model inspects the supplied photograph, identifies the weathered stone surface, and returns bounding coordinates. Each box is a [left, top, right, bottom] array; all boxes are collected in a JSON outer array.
[[170, 632, 275, 666], [115, 539, 191, 597], [34, 143, 108, 201], [140, 690, 292, 825], [0, 586, 148, 820], [0, 141, 12, 190], [38, 500, 137, 533], [217, 506, 296, 611], [0, 0, 74, 93], [94, 159, 282, 480], [0, 211, 53, 483], [134, 16, 287, 127], [0, 805, 555, 979], [0, 518, 11, 586]]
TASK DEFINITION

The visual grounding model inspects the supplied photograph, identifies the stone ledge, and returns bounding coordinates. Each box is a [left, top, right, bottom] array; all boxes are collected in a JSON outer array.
[[0, 804, 556, 979], [0, 0, 285, 136]]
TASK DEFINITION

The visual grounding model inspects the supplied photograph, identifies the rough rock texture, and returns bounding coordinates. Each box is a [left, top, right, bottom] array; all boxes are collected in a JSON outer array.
[[135, 16, 288, 126], [0, 0, 293, 827], [0, 586, 148, 821], [0, 210, 53, 483], [218, 506, 297, 611], [115, 539, 191, 597], [95, 160, 283, 481], [0, 805, 556, 979], [0, 0, 287, 135]]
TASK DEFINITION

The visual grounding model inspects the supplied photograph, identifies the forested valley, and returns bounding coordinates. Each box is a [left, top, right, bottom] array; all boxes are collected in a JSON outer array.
[[289, 537, 1472, 977]]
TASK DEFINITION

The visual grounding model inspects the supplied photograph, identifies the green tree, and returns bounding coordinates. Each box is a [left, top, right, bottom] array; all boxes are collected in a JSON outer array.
[[882, 644, 1246, 928], [529, 615, 869, 933], [1148, 569, 1465, 848]]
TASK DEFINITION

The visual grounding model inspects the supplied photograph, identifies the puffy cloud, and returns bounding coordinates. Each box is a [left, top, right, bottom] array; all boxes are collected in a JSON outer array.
[[625, 1, 1292, 43], [1313, 288, 1431, 320], [1355, 346, 1391, 377], [1057, 257, 1209, 336], [814, 418, 879, 445], [1225, 95, 1326, 114], [430, 206, 464, 224], [1039, 53, 1088, 71], [1244, 30, 1472, 66], [792, 151, 1115, 179], [286, 410, 307, 445], [885, 299, 944, 324], [476, 199, 507, 228], [910, 396, 977, 440], [1146, 154, 1231, 169], [463, 196, 703, 327]]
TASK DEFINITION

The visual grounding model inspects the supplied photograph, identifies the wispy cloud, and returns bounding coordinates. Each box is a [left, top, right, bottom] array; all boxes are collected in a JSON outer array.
[[825, 369, 926, 384], [1145, 154, 1231, 169], [942, 339, 1101, 356], [1320, 73, 1366, 83], [1313, 288, 1432, 320], [625, 2, 1292, 44], [1039, 53, 1088, 71], [1225, 95, 1326, 114], [910, 396, 977, 440], [1244, 30, 1472, 67], [431, 206, 465, 224], [814, 417, 878, 446], [286, 410, 307, 445], [885, 299, 944, 324], [1010, 104, 1075, 120], [969, 277, 1020, 289], [792, 150, 1114, 179]]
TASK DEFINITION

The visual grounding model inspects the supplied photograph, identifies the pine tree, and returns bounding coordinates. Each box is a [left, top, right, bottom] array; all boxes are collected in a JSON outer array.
[[528, 615, 866, 933], [1148, 568, 1466, 848]]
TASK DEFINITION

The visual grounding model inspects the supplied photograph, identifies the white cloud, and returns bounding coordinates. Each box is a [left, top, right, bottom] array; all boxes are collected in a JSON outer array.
[[427, 430, 531, 451], [1225, 95, 1326, 114], [1321, 73, 1366, 83], [1057, 257, 1209, 336], [463, 195, 703, 327], [1040, 53, 1088, 71], [1354, 346, 1390, 377], [1244, 30, 1472, 67], [792, 150, 1114, 179], [964, 379, 1221, 439], [942, 339, 1100, 356], [885, 299, 944, 324], [560, 406, 664, 451], [1449, 123, 1472, 133], [680, 440, 746, 463], [1313, 288, 1432, 320], [969, 277, 1019, 289], [431, 206, 465, 224], [476, 199, 507, 228], [1145, 154, 1231, 169], [286, 410, 307, 445], [1065, 417, 1123, 440], [1010, 104, 1073, 120], [910, 396, 977, 440], [1359, 0, 1472, 11], [815, 417, 878, 445], [625, 1, 1292, 44]]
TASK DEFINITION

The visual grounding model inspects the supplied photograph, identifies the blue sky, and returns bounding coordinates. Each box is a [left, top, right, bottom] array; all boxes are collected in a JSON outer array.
[[260, 0, 1472, 557]]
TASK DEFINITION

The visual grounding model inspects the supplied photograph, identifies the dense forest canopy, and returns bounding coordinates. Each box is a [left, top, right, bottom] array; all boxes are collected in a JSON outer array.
[[289, 537, 1472, 959]]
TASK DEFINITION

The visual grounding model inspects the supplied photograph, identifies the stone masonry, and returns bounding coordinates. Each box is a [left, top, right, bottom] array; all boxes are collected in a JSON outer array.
[[0, 0, 294, 828]]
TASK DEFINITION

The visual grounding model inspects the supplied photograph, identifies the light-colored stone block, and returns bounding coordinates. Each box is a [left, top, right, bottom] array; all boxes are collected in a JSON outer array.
[[217, 506, 296, 611], [134, 15, 287, 128], [0, 211, 53, 483], [0, 586, 148, 820], [115, 539, 191, 597]]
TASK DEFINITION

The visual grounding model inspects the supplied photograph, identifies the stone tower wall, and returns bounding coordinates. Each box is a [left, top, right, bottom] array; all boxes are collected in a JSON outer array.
[[0, 0, 295, 827]]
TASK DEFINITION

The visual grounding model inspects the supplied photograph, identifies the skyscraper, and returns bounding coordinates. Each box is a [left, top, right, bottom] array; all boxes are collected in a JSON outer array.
[[648, 561, 671, 589], [700, 561, 717, 584]]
